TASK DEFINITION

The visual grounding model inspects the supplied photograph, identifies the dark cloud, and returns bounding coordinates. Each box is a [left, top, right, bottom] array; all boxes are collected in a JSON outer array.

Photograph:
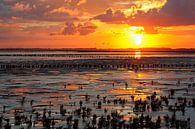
[[77, 22, 97, 35], [61, 22, 78, 35], [94, 0, 195, 27], [94, 8, 127, 24], [0, 0, 79, 22], [129, 0, 195, 27], [61, 21, 97, 35]]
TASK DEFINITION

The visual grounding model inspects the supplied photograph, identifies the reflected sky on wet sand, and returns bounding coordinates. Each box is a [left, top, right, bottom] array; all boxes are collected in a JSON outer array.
[[0, 69, 195, 128]]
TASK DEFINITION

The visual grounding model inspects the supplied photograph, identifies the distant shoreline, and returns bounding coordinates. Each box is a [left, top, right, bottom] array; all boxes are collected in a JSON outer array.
[[1, 48, 195, 53]]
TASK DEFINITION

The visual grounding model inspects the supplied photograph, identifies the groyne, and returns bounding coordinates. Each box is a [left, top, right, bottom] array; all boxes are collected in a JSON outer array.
[[0, 57, 195, 70]]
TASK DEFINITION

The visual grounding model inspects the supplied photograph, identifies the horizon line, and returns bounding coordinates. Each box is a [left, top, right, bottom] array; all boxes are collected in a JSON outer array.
[[1, 47, 195, 52]]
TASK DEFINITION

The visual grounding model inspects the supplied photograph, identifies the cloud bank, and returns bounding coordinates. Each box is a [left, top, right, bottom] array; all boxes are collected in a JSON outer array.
[[94, 0, 195, 27]]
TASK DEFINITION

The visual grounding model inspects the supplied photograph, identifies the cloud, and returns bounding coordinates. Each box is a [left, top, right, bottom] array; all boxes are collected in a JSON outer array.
[[12, 2, 32, 12], [64, 0, 86, 7], [0, 0, 80, 22], [94, 8, 127, 24], [94, 0, 195, 27], [80, 0, 166, 15], [1, 0, 193, 39], [49, 6, 81, 16], [77, 22, 97, 35], [129, 0, 195, 27], [61, 21, 97, 35], [0, 0, 167, 23], [61, 22, 78, 35], [0, 0, 167, 24]]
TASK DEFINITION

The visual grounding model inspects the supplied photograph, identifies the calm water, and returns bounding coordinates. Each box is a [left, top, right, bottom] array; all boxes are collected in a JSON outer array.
[[0, 51, 195, 62]]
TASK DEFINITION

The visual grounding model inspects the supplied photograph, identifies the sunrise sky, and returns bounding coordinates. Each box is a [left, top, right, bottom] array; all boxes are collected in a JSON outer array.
[[0, 0, 195, 48]]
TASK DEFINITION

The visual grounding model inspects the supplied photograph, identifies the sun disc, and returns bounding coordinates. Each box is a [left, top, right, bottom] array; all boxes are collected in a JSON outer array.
[[134, 34, 142, 45]]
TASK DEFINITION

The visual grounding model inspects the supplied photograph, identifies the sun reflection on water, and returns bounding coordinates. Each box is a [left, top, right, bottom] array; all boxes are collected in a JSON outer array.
[[134, 51, 141, 59]]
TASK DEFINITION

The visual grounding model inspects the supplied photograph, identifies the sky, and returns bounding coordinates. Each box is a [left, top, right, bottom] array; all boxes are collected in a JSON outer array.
[[0, 0, 195, 48]]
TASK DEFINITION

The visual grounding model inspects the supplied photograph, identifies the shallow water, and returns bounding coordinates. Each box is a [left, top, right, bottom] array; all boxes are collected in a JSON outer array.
[[1, 51, 195, 62]]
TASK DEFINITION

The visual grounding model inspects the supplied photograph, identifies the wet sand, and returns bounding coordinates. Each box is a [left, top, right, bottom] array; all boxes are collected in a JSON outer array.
[[0, 69, 195, 128]]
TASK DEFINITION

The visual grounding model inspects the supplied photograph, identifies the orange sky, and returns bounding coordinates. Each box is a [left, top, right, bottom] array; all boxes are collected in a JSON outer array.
[[0, 0, 195, 48]]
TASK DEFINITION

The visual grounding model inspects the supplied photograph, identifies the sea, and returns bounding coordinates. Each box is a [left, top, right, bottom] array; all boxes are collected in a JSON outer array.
[[0, 50, 195, 62]]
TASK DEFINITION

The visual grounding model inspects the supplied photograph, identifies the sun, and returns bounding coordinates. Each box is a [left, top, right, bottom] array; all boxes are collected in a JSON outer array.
[[128, 26, 144, 47], [132, 34, 143, 45]]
